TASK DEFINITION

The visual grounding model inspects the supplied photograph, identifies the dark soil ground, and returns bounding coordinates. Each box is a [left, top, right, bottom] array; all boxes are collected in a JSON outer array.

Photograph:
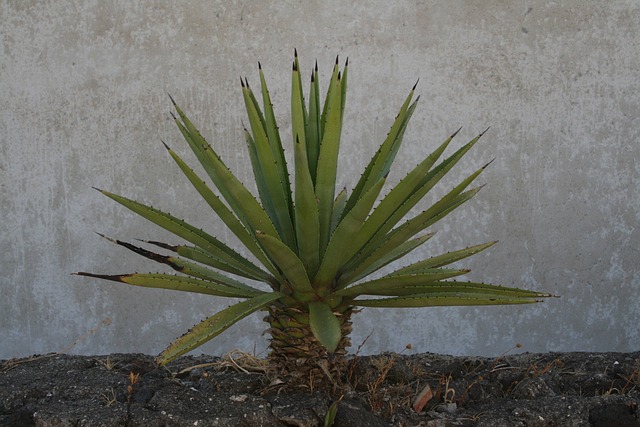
[[1, 350, 639, 426]]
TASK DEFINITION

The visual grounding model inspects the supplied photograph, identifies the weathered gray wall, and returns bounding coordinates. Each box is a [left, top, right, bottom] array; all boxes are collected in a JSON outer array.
[[2, 1, 639, 360]]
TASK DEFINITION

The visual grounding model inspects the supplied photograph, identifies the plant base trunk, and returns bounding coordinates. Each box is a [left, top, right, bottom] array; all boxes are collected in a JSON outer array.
[[264, 305, 354, 393]]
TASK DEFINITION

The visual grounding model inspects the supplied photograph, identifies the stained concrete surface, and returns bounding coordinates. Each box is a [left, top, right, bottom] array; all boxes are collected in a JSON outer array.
[[1, 2, 639, 360]]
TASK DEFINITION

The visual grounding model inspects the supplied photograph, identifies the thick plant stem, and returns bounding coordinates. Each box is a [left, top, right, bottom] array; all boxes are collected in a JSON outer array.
[[264, 304, 353, 392]]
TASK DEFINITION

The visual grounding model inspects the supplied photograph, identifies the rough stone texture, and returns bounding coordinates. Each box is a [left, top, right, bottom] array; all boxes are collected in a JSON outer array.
[[1, 2, 639, 360], [1, 352, 639, 426]]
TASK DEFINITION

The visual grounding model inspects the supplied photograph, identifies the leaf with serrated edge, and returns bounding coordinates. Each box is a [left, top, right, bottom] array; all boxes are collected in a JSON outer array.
[[330, 188, 348, 235], [294, 136, 320, 277], [394, 241, 498, 275], [259, 65, 293, 216], [158, 292, 283, 364], [313, 176, 386, 288], [335, 269, 470, 297], [354, 291, 551, 308], [360, 132, 484, 257], [148, 242, 272, 282], [344, 87, 417, 217], [164, 142, 279, 279], [242, 84, 297, 250], [316, 63, 343, 255], [171, 100, 279, 239], [97, 189, 269, 281], [306, 63, 321, 183], [256, 231, 314, 298], [76, 272, 261, 298], [345, 161, 487, 275], [96, 235, 264, 293], [339, 233, 435, 287], [339, 187, 481, 293]]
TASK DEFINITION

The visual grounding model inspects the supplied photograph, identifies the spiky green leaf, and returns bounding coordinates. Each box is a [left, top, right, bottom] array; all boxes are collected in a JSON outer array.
[[95, 235, 264, 293], [313, 176, 386, 288], [96, 189, 269, 281], [316, 62, 343, 254], [158, 292, 283, 364], [170, 99, 279, 239], [330, 188, 348, 235], [354, 283, 553, 308], [258, 65, 293, 217], [335, 269, 470, 297], [143, 241, 272, 283], [339, 233, 435, 287], [343, 156, 489, 276], [242, 83, 297, 249], [357, 130, 484, 258], [256, 231, 314, 299], [163, 142, 279, 278], [394, 241, 498, 275], [294, 136, 321, 277], [343, 85, 418, 217], [306, 63, 321, 183], [76, 272, 261, 298]]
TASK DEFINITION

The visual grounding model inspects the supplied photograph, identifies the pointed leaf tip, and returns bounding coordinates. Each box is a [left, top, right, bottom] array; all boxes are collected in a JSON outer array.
[[167, 93, 177, 105], [483, 158, 496, 169], [240, 76, 245, 87], [452, 126, 463, 138], [294, 48, 298, 57], [258, 61, 262, 69], [412, 79, 419, 91], [94, 232, 115, 243], [480, 126, 491, 137]]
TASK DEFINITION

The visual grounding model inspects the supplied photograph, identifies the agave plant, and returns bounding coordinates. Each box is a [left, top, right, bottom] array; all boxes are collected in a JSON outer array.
[[78, 52, 552, 387]]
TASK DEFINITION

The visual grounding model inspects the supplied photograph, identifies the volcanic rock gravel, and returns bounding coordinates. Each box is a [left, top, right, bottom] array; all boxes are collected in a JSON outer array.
[[1, 351, 638, 426]]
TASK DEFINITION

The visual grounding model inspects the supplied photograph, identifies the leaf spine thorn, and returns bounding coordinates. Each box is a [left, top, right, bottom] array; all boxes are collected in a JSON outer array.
[[482, 158, 496, 169]]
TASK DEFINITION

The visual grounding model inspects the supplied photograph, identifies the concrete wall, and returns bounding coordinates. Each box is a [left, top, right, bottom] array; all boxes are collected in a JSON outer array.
[[2, 1, 639, 360]]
